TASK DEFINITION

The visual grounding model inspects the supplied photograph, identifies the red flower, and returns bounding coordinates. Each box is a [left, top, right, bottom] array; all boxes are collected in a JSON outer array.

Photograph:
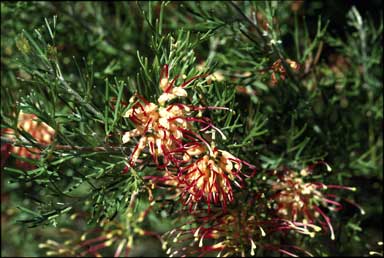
[[269, 166, 359, 240], [163, 207, 313, 257], [178, 148, 246, 211], [123, 64, 256, 211]]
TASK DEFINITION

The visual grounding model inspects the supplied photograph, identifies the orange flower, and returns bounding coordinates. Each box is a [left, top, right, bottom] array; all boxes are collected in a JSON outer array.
[[2, 111, 55, 169]]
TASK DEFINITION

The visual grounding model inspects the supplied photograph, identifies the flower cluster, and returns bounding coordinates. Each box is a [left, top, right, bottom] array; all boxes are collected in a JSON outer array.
[[268, 166, 360, 240], [267, 58, 300, 86], [163, 207, 313, 257], [122, 97, 190, 168], [1, 111, 55, 170], [178, 147, 246, 211], [161, 164, 359, 257], [38, 212, 160, 257], [120, 65, 359, 257], [122, 64, 255, 211]]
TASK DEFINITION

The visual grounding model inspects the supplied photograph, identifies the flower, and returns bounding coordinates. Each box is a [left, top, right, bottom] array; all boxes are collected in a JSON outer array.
[[146, 143, 255, 211], [269, 167, 357, 240], [122, 98, 191, 167], [39, 206, 163, 258], [158, 64, 200, 106], [2, 111, 55, 170], [147, 143, 256, 212], [163, 207, 312, 257], [122, 64, 256, 211], [178, 147, 245, 211], [39, 221, 131, 257], [122, 64, 215, 168]]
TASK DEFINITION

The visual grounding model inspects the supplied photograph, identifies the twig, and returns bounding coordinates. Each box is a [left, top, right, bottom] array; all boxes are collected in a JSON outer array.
[[229, 1, 303, 89], [229, 1, 266, 46], [1, 136, 129, 153], [128, 190, 139, 211], [57, 76, 104, 119], [50, 2, 135, 56]]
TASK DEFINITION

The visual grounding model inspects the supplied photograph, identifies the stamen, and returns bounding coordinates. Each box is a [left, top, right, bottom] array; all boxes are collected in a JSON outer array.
[[250, 239, 257, 256], [194, 227, 201, 240], [324, 185, 356, 191], [314, 206, 335, 240], [199, 232, 207, 248], [259, 226, 266, 237]]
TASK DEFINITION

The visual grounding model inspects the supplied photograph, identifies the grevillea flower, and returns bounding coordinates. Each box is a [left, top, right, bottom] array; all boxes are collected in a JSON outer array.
[[39, 208, 163, 257], [178, 147, 246, 211], [123, 64, 256, 211], [269, 166, 360, 240], [122, 64, 232, 168], [122, 64, 205, 168], [145, 144, 256, 211], [122, 97, 207, 168], [2, 111, 55, 170], [163, 207, 313, 257]]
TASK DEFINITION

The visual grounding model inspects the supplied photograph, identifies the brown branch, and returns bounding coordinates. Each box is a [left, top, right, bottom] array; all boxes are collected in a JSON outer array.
[[1, 136, 129, 153]]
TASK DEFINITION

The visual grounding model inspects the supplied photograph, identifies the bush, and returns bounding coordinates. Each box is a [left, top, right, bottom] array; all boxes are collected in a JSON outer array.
[[1, 1, 382, 257]]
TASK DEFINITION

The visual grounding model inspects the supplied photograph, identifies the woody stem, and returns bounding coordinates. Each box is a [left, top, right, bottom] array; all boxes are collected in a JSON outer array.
[[1, 136, 129, 153]]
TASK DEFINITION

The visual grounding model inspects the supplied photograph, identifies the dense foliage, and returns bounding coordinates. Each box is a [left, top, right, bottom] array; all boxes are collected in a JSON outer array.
[[1, 1, 382, 257]]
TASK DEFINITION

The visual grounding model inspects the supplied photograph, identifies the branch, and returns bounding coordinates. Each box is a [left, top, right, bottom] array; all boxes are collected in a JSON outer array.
[[49, 2, 135, 56], [228, 1, 267, 46], [229, 1, 303, 89], [1, 136, 129, 153], [57, 75, 104, 119]]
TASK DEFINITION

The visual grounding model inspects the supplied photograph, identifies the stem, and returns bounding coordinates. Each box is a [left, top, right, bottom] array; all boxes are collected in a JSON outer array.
[[229, 1, 303, 90], [129, 190, 139, 209], [228, 1, 266, 46], [57, 75, 103, 119], [1, 136, 129, 153], [352, 7, 377, 163]]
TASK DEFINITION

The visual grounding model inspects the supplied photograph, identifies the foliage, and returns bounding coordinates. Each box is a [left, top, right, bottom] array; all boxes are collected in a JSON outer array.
[[1, 1, 382, 257]]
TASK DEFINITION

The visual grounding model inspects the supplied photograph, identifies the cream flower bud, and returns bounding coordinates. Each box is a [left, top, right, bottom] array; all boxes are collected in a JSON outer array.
[[159, 117, 170, 129], [124, 108, 134, 118], [160, 78, 169, 90], [146, 103, 158, 113], [172, 87, 188, 97], [158, 93, 173, 105], [186, 145, 205, 156], [122, 131, 133, 144], [158, 107, 172, 118]]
